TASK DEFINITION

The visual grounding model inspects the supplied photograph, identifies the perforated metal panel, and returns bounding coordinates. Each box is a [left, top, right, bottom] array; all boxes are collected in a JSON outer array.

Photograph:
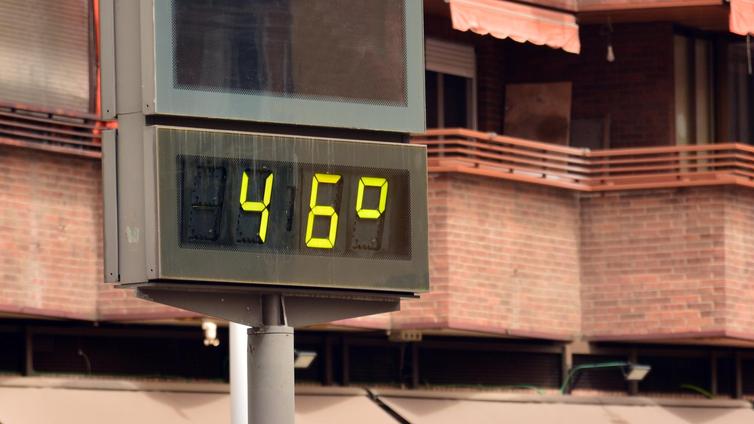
[[639, 355, 709, 395], [419, 349, 561, 388], [572, 355, 628, 393], [0, 0, 92, 112]]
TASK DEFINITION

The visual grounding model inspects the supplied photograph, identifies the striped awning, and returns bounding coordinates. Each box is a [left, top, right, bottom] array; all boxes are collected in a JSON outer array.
[[3, 378, 754, 424], [730, 0, 754, 36], [0, 379, 396, 424], [373, 389, 754, 424], [448, 0, 581, 54]]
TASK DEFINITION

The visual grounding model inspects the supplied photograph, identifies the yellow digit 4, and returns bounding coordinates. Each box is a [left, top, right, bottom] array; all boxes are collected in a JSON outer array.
[[355, 177, 388, 219], [239, 170, 274, 242], [305, 173, 341, 249]]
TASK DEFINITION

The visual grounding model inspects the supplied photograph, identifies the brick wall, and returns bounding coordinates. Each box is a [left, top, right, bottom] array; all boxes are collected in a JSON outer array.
[[412, 180, 754, 343], [504, 23, 676, 149], [391, 175, 452, 330], [0, 146, 189, 321], [580, 188, 728, 339], [328, 174, 454, 331], [723, 187, 754, 337], [574, 23, 675, 148], [393, 174, 582, 339], [425, 18, 676, 148], [0, 147, 101, 320], [6, 145, 754, 345]]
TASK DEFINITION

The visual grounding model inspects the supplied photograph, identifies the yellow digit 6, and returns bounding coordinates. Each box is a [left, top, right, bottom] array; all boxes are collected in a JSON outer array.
[[239, 170, 273, 242], [305, 173, 341, 249], [355, 177, 388, 219]]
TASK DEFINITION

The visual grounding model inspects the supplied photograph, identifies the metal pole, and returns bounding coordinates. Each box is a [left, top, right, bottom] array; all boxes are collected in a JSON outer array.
[[230, 322, 248, 424], [248, 294, 294, 424]]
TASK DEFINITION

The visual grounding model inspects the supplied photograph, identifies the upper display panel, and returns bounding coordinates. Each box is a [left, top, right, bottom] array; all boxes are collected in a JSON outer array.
[[147, 0, 425, 133]]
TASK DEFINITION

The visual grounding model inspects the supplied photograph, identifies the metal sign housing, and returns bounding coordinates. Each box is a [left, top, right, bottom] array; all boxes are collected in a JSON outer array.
[[100, 0, 428, 324], [149, 126, 429, 292]]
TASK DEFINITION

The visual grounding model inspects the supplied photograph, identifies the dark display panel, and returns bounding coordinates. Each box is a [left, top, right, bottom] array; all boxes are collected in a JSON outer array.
[[179, 156, 411, 260], [172, 0, 407, 106], [154, 127, 428, 292]]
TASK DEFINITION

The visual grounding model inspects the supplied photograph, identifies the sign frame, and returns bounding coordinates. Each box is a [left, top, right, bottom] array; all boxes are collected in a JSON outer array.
[[137, 0, 425, 133], [100, 0, 430, 305], [144, 126, 429, 293]]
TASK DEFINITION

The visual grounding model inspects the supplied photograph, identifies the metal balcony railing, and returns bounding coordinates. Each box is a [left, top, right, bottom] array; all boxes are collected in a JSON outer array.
[[411, 128, 754, 191], [0, 102, 111, 158]]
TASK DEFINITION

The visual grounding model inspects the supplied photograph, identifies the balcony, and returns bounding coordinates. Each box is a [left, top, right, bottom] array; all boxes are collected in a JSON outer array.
[[412, 128, 754, 192], [0, 102, 109, 158], [406, 128, 754, 346], [1, 109, 753, 345]]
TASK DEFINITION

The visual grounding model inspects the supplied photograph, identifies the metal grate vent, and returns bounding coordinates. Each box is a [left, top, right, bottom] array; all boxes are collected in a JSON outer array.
[[571, 354, 629, 393], [32, 332, 229, 380], [638, 355, 709, 395], [0, 103, 107, 158], [419, 349, 561, 388]]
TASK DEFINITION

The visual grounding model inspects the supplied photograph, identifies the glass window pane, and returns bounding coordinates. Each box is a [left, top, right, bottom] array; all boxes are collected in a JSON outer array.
[[726, 43, 754, 144], [173, 0, 407, 106], [443, 74, 469, 128], [425, 70, 438, 129]]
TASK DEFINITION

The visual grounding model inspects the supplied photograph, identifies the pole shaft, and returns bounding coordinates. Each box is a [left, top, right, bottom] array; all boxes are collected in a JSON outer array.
[[248, 295, 294, 424], [262, 294, 282, 325], [230, 322, 249, 424]]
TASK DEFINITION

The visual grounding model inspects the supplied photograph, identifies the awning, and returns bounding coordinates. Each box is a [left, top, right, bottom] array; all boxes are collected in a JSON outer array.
[[448, 0, 581, 54], [0, 378, 397, 424], [373, 389, 754, 424], [730, 0, 754, 36], [4, 378, 754, 423]]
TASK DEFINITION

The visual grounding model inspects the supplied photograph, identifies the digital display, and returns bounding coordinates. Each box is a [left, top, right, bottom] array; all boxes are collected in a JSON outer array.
[[153, 127, 429, 293], [145, 0, 425, 132], [179, 156, 411, 259], [172, 0, 407, 105]]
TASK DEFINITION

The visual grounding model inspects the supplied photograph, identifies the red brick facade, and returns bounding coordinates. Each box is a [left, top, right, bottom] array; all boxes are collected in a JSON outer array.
[[5, 145, 754, 345], [504, 22, 676, 149], [581, 188, 728, 339], [2, 15, 753, 347], [393, 175, 582, 339], [722, 188, 754, 337], [0, 146, 101, 320], [574, 23, 676, 148], [426, 18, 675, 146], [580, 188, 754, 341], [0, 146, 189, 322], [427, 20, 677, 148]]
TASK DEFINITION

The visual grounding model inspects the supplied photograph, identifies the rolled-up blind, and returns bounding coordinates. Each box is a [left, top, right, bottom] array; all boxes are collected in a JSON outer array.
[[0, 0, 91, 113], [425, 38, 475, 79]]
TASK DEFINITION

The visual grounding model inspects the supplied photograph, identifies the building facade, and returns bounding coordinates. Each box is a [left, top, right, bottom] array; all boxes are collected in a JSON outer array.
[[3, 0, 754, 421]]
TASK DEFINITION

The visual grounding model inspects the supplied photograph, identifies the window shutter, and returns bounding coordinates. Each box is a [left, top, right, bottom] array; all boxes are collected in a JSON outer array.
[[425, 38, 475, 79], [0, 0, 92, 113]]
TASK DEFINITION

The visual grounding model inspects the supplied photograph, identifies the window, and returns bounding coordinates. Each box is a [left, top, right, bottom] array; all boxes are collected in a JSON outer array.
[[677, 35, 754, 145], [424, 39, 476, 129], [720, 41, 754, 144], [674, 34, 714, 146]]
